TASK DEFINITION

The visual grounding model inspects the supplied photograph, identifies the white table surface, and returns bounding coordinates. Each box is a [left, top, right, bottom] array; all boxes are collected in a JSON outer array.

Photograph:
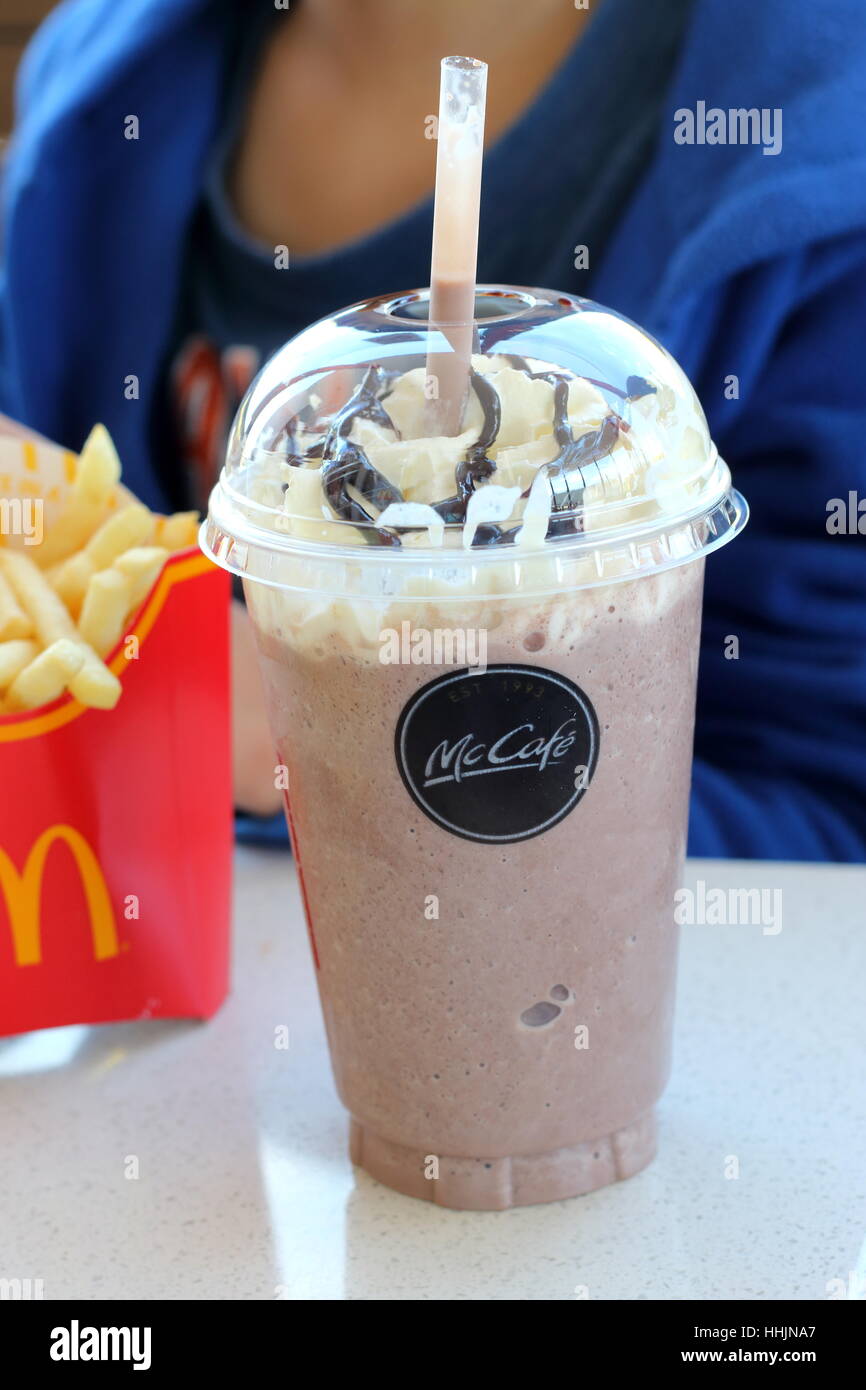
[[2, 852, 864, 1302]]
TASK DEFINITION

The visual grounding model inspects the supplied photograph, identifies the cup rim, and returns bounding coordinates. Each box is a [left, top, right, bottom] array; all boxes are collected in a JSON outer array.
[[201, 474, 748, 597]]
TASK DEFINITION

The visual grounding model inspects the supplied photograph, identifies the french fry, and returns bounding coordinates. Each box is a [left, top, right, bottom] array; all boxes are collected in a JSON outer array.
[[0, 568, 33, 640], [49, 551, 93, 618], [155, 510, 199, 550], [50, 504, 153, 616], [30, 494, 105, 568], [72, 424, 122, 504], [112, 545, 169, 609], [78, 569, 133, 658], [84, 503, 154, 567], [0, 638, 38, 690], [1, 550, 79, 644], [68, 656, 122, 710], [31, 425, 121, 569], [5, 638, 85, 712], [0, 550, 122, 709]]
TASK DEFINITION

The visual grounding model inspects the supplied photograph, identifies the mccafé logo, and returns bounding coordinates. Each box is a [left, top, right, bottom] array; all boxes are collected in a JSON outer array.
[[0, 825, 119, 967], [395, 664, 600, 844], [422, 719, 579, 786]]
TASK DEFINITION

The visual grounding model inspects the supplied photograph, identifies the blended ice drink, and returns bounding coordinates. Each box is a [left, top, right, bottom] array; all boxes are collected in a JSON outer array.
[[204, 51, 745, 1210], [203, 284, 747, 1209]]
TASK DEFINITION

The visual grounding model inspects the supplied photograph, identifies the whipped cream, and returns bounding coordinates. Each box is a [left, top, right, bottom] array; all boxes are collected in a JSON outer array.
[[273, 354, 713, 551]]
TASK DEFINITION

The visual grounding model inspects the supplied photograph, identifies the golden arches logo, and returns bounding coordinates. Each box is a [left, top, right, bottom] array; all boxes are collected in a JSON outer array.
[[0, 825, 120, 967]]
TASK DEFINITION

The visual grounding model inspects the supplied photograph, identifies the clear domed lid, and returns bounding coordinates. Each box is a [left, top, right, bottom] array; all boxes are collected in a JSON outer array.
[[204, 286, 746, 587]]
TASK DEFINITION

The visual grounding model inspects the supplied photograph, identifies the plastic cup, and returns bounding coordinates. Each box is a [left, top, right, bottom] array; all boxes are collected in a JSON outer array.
[[203, 286, 747, 1209]]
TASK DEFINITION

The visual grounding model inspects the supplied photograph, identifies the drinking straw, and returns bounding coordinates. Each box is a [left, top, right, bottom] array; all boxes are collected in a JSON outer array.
[[425, 56, 488, 435]]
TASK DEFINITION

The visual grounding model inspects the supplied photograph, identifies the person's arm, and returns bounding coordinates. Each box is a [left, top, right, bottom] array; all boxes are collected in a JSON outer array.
[[689, 236, 866, 861], [230, 598, 283, 819]]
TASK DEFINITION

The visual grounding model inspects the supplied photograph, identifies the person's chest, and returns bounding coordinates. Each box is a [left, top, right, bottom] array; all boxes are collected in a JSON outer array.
[[226, 29, 442, 258], [224, 4, 593, 261]]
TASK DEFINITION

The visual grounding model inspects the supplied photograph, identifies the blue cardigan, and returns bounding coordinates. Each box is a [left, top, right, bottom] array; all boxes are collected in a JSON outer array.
[[2, 0, 865, 860]]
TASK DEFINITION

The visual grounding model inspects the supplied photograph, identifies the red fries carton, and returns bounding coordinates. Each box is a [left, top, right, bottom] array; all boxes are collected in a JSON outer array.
[[0, 434, 232, 1036]]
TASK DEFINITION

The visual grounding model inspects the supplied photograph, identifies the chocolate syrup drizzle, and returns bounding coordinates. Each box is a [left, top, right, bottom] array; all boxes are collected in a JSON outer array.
[[289, 358, 655, 548], [282, 412, 323, 469], [431, 369, 501, 527], [320, 366, 404, 546], [526, 372, 622, 538]]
